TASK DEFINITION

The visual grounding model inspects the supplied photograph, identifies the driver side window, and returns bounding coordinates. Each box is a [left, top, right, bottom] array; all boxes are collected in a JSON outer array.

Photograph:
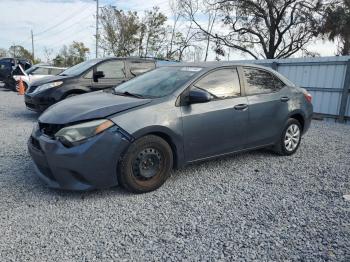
[[194, 68, 241, 99]]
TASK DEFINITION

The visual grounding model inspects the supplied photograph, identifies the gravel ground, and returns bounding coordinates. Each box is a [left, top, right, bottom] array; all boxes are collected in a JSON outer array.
[[0, 88, 349, 261]]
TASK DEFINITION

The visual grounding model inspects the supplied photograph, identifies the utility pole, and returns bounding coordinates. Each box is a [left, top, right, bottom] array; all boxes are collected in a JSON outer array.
[[31, 30, 35, 61], [12, 43, 16, 58], [96, 0, 99, 58]]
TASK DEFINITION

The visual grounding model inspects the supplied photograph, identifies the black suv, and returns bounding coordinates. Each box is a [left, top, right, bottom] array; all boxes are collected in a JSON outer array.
[[25, 57, 160, 112], [0, 58, 32, 90]]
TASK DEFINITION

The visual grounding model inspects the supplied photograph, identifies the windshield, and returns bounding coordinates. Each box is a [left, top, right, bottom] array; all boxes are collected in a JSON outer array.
[[114, 67, 203, 98], [25, 66, 39, 74], [59, 60, 98, 76]]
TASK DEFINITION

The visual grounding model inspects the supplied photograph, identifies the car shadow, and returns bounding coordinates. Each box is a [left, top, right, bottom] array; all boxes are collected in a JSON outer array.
[[170, 147, 277, 181], [8, 110, 39, 121], [6, 147, 277, 202]]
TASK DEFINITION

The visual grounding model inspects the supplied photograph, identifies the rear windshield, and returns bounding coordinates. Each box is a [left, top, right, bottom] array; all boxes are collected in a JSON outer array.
[[114, 67, 203, 98]]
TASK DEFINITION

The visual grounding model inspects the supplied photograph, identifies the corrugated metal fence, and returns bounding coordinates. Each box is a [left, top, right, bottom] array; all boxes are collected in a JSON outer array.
[[234, 56, 350, 122]]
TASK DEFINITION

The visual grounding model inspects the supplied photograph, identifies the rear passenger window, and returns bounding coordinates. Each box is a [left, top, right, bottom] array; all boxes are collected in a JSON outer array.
[[194, 68, 240, 99], [243, 68, 285, 95], [129, 62, 155, 76], [96, 60, 125, 79]]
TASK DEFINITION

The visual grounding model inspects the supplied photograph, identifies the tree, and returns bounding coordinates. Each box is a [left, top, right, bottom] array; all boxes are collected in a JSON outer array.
[[99, 7, 140, 56], [52, 41, 89, 67], [139, 7, 168, 57], [180, 0, 327, 59], [8, 45, 34, 61], [322, 0, 350, 55], [43, 47, 54, 63], [166, 1, 200, 61], [52, 55, 65, 67], [98, 5, 197, 61], [69, 41, 90, 64], [0, 48, 7, 57]]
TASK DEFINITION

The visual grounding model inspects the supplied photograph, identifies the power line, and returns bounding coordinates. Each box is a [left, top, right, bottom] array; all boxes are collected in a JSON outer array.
[[35, 11, 95, 42], [43, 26, 94, 48], [34, 2, 92, 36]]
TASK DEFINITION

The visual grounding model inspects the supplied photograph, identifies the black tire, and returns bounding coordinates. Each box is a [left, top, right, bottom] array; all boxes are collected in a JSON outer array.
[[118, 135, 173, 193], [273, 118, 302, 156]]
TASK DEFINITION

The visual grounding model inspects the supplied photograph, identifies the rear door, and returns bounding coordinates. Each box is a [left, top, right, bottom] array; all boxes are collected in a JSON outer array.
[[91, 60, 126, 90], [181, 67, 249, 161], [240, 67, 289, 147]]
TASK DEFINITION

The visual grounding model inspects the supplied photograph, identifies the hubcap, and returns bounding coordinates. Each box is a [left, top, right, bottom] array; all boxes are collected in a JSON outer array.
[[132, 148, 162, 180], [284, 124, 300, 152]]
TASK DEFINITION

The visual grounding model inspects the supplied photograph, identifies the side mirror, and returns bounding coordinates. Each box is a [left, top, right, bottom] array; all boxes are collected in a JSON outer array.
[[93, 71, 105, 82], [187, 87, 212, 104]]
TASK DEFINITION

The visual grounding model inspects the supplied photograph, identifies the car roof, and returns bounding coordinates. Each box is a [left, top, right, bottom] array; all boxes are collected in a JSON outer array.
[[163, 61, 273, 70], [88, 57, 177, 63], [32, 64, 66, 69]]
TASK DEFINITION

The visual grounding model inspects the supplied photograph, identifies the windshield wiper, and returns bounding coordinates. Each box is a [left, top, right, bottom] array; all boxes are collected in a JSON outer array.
[[114, 91, 145, 99]]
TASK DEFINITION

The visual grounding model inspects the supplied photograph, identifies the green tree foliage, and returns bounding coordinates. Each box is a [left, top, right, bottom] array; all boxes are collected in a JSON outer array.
[[322, 0, 350, 55], [52, 41, 90, 67], [8, 45, 33, 61], [99, 8, 141, 56], [140, 7, 167, 57]]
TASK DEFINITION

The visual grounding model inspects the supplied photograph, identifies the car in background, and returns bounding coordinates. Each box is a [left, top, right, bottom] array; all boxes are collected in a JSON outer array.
[[28, 63, 313, 193], [13, 64, 66, 91], [0, 58, 32, 90], [24, 57, 164, 112]]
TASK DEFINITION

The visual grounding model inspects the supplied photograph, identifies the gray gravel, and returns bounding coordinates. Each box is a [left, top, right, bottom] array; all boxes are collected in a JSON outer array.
[[0, 88, 349, 261]]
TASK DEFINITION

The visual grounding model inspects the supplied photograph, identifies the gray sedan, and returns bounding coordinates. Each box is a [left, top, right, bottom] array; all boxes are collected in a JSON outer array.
[[28, 63, 313, 193]]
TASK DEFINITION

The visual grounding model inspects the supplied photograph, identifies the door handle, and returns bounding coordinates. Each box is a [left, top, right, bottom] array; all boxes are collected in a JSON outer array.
[[234, 104, 248, 111], [280, 96, 290, 102]]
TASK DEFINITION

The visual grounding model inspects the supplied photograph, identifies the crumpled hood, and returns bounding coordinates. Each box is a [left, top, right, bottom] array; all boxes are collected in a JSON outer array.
[[39, 91, 152, 124]]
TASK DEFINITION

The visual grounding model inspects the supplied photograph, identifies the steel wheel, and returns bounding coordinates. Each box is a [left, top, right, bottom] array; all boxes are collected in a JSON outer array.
[[132, 148, 163, 181], [118, 135, 173, 193], [284, 124, 300, 152]]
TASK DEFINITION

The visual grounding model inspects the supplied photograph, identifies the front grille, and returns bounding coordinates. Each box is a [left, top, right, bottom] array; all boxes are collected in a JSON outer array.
[[39, 122, 65, 138], [31, 136, 42, 151]]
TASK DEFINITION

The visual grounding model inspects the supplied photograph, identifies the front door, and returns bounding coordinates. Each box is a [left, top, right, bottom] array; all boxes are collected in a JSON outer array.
[[181, 67, 249, 162], [91, 60, 127, 90]]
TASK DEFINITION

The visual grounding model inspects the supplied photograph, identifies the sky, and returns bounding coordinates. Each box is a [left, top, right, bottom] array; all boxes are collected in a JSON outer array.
[[0, 0, 338, 62]]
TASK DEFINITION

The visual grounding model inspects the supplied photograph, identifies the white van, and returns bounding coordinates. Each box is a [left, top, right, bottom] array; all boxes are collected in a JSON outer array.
[[13, 64, 66, 90]]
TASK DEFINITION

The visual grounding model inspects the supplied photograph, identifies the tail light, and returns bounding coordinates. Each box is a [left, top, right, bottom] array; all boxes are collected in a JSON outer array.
[[303, 92, 312, 103]]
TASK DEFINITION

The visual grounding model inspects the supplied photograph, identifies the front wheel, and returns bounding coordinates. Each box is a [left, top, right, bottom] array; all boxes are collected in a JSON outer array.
[[273, 118, 302, 156], [118, 135, 173, 193]]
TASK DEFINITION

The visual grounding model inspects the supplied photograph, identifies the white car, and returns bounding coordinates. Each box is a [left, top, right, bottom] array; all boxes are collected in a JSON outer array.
[[13, 64, 66, 90]]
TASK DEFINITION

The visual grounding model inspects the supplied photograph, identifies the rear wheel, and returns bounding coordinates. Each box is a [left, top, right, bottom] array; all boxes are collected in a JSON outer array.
[[118, 135, 173, 193], [273, 118, 302, 156]]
